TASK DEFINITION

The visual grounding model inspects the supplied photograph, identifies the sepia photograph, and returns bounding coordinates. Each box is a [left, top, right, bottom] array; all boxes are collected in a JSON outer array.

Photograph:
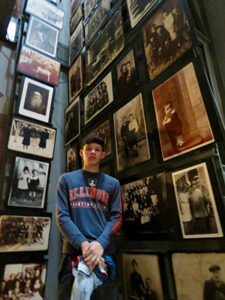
[[8, 157, 49, 209], [122, 173, 170, 234], [65, 97, 80, 146], [69, 20, 83, 66], [66, 143, 79, 172], [8, 118, 56, 159], [85, 0, 110, 45], [71, 0, 81, 18], [26, 16, 59, 58], [70, 4, 82, 35], [122, 253, 164, 300], [126, 0, 158, 28], [0, 214, 51, 252], [114, 93, 150, 171], [17, 46, 61, 86], [84, 72, 113, 124], [25, 0, 64, 29], [84, 0, 98, 19], [172, 162, 223, 239], [152, 63, 214, 161], [172, 252, 225, 300], [116, 49, 138, 99], [142, 0, 192, 81], [0, 262, 47, 300], [69, 55, 83, 103], [85, 10, 124, 86]]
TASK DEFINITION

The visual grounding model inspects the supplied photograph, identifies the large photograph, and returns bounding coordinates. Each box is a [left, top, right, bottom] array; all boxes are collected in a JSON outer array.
[[172, 252, 225, 300], [85, 10, 124, 86], [152, 63, 214, 161], [84, 72, 113, 124], [142, 0, 192, 80], [84, 0, 98, 19], [122, 253, 164, 300], [69, 55, 83, 103], [70, 4, 82, 35], [69, 20, 83, 66], [114, 93, 150, 171], [66, 143, 79, 172], [8, 157, 49, 209], [0, 215, 51, 252], [172, 162, 223, 239], [65, 97, 80, 146], [17, 46, 61, 86], [8, 118, 56, 159]]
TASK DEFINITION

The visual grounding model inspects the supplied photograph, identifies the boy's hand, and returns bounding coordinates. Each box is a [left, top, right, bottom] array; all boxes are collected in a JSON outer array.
[[83, 241, 104, 273]]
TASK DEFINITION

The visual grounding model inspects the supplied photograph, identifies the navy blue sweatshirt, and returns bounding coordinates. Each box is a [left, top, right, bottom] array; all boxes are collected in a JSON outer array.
[[56, 169, 122, 255]]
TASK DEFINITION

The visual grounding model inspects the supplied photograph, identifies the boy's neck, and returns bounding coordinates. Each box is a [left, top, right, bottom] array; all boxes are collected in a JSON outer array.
[[82, 165, 100, 173]]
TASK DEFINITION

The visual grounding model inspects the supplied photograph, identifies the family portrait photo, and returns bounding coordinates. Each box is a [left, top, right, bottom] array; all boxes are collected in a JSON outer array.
[[65, 97, 80, 146], [70, 4, 82, 35], [69, 20, 83, 66], [66, 143, 79, 172], [69, 55, 83, 103]]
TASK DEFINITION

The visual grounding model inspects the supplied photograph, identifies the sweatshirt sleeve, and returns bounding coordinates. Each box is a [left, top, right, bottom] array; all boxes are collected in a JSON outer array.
[[56, 174, 87, 248], [96, 178, 122, 249]]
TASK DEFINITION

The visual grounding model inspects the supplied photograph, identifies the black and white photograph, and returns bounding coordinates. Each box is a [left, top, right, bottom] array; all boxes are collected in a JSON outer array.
[[8, 157, 49, 209], [66, 143, 79, 172], [85, 0, 110, 45], [69, 55, 83, 103], [26, 16, 59, 58], [142, 0, 192, 80], [84, 0, 98, 19], [65, 97, 80, 146], [116, 49, 138, 99], [84, 72, 113, 124], [8, 118, 56, 159], [172, 162, 223, 239], [122, 173, 170, 234], [172, 252, 225, 300], [0, 214, 51, 252], [85, 10, 124, 86], [70, 4, 82, 35], [122, 253, 164, 300], [69, 20, 83, 66], [114, 93, 150, 171], [71, 0, 81, 17], [126, 0, 158, 28], [0, 262, 47, 300], [18, 77, 54, 123], [25, 0, 64, 29]]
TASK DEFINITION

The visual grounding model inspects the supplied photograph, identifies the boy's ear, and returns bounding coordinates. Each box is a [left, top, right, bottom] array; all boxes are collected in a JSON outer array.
[[79, 149, 83, 158], [100, 151, 106, 160]]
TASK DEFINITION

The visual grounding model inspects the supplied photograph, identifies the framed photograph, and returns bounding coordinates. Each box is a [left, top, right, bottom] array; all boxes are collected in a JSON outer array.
[[65, 97, 80, 146], [70, 4, 82, 35], [172, 252, 225, 300], [85, 10, 124, 86], [0, 261, 47, 299], [17, 46, 61, 86], [18, 77, 54, 123], [122, 253, 164, 300], [26, 16, 59, 58], [8, 157, 49, 209], [84, 72, 113, 124], [69, 20, 83, 66], [142, 0, 192, 80], [66, 143, 79, 172], [69, 55, 83, 103], [0, 214, 51, 252], [25, 0, 64, 29], [152, 63, 214, 161], [114, 93, 150, 172], [71, 0, 81, 17], [116, 49, 138, 99], [8, 118, 56, 159], [85, 0, 110, 45], [84, 0, 98, 19], [172, 162, 223, 239], [126, 0, 158, 28]]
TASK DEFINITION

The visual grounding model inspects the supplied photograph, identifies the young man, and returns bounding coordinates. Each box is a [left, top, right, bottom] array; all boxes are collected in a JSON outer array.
[[56, 135, 122, 300]]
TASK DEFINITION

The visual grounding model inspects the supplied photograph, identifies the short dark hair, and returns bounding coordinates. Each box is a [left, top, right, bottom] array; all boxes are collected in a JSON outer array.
[[82, 135, 104, 151]]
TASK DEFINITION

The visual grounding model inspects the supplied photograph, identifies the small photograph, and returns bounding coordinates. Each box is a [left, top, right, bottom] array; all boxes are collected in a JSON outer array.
[[66, 143, 79, 172], [85, 10, 124, 86], [8, 118, 56, 159], [126, 0, 158, 28], [116, 49, 138, 99], [85, 0, 110, 45], [8, 157, 49, 209], [172, 252, 225, 300], [18, 77, 54, 123], [142, 0, 192, 80], [69, 55, 83, 103], [84, 72, 113, 124], [0, 262, 47, 299], [114, 93, 150, 171], [152, 63, 214, 161], [17, 46, 61, 86], [26, 16, 58, 58], [70, 4, 82, 35], [122, 253, 164, 300], [71, 0, 81, 17], [69, 20, 83, 66], [172, 162, 223, 239], [84, 0, 98, 19], [65, 97, 80, 146], [0, 214, 51, 252]]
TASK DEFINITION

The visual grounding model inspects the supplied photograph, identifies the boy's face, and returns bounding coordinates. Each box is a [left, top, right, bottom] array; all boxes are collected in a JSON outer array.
[[80, 143, 106, 167]]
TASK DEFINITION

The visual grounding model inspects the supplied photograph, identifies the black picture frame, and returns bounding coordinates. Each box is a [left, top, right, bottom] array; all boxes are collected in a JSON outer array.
[[64, 97, 80, 146]]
